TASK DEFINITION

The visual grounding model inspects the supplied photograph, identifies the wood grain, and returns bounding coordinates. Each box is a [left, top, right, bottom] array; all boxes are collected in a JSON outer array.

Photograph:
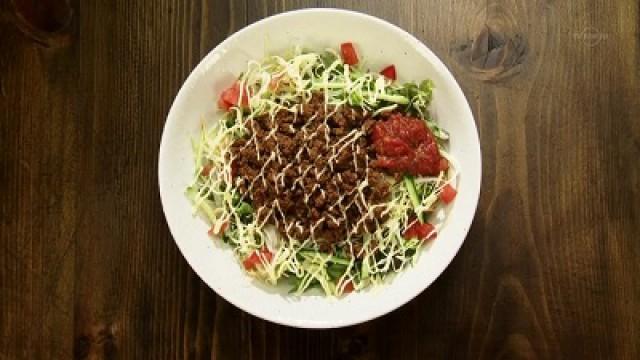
[[1, 0, 639, 359]]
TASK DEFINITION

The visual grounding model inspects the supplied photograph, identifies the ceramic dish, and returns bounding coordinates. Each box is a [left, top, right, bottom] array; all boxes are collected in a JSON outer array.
[[159, 8, 481, 328]]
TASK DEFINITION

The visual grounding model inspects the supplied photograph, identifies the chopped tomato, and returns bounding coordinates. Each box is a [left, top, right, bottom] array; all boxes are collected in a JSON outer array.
[[238, 83, 251, 107], [380, 65, 396, 80], [269, 75, 283, 91], [243, 247, 273, 270], [208, 221, 229, 236], [218, 82, 250, 110], [220, 84, 237, 106], [438, 158, 449, 172], [217, 96, 232, 111], [340, 42, 359, 66], [440, 184, 457, 204], [403, 219, 436, 242], [343, 281, 355, 293], [201, 164, 212, 177], [243, 253, 260, 270]]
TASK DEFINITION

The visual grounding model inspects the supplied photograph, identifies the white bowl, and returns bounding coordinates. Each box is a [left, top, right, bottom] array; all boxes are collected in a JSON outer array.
[[159, 8, 481, 328]]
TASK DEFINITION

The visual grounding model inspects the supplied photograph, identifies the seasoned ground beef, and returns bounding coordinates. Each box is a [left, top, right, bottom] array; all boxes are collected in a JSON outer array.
[[230, 93, 390, 249]]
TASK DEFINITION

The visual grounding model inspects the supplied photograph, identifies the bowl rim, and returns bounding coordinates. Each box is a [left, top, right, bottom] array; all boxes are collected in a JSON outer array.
[[159, 7, 481, 328]]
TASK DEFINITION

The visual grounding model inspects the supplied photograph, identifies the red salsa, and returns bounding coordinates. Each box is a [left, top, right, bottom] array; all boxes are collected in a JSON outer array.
[[371, 113, 448, 176]]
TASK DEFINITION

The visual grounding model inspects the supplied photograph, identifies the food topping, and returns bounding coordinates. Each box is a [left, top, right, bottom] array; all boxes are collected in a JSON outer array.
[[371, 113, 448, 176], [380, 65, 397, 80], [218, 82, 250, 110], [439, 184, 457, 204], [340, 42, 359, 65], [403, 219, 436, 241], [230, 93, 390, 249]]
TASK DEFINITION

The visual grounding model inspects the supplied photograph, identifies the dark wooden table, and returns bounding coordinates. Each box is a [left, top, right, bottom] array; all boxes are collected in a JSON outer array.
[[2, 1, 639, 359]]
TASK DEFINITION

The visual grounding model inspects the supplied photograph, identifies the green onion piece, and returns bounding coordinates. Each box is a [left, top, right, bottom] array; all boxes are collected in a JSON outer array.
[[377, 93, 409, 104], [320, 51, 338, 68], [236, 201, 253, 215], [329, 255, 351, 266], [327, 263, 347, 280]]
